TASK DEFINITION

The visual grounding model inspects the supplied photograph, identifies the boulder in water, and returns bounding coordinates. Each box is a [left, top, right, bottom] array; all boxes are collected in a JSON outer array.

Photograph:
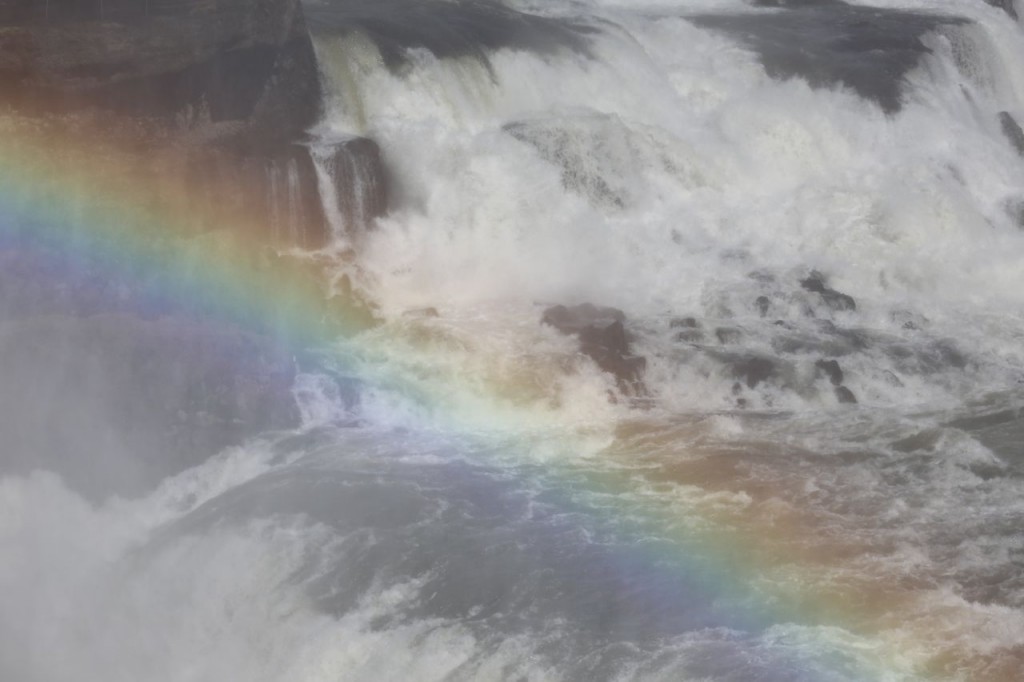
[[542, 304, 646, 395]]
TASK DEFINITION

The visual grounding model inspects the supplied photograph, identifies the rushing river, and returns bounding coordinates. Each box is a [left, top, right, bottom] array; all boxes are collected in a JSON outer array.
[[4, 0, 1024, 679]]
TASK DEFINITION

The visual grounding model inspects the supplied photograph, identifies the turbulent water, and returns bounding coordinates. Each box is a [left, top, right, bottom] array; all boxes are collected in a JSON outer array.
[[6, 0, 1024, 679]]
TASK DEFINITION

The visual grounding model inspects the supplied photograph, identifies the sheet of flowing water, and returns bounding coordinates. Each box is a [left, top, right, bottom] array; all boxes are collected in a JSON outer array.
[[5, 0, 1024, 679]]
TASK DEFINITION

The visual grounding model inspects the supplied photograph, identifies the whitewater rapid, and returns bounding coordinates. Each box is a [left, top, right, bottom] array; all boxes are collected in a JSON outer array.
[[5, 0, 1024, 679]]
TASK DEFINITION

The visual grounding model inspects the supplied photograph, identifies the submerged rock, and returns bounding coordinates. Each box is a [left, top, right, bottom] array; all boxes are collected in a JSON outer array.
[[800, 272, 856, 312], [542, 304, 646, 395], [835, 386, 858, 404]]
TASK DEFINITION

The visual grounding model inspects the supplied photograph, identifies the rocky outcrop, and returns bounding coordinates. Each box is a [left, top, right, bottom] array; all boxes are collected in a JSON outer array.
[[0, 314, 300, 499], [542, 303, 647, 396], [182, 142, 330, 248], [0, 0, 321, 150], [835, 385, 858, 404], [1, 0, 333, 248]]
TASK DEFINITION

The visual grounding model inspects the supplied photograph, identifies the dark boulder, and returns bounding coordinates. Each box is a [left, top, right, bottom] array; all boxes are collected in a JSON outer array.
[[999, 111, 1024, 157], [542, 304, 646, 395], [0, 313, 301, 500], [815, 359, 844, 385], [835, 386, 858, 404], [800, 272, 856, 312]]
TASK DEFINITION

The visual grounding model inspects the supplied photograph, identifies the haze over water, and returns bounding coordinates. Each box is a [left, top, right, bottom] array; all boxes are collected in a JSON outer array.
[[4, 0, 1024, 679]]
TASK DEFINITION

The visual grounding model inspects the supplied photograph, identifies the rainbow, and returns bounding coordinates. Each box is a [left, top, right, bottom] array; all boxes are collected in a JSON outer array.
[[0, 116, 1012, 681]]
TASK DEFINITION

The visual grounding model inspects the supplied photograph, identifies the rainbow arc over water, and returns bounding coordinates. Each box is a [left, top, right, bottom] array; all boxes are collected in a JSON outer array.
[[1, 117, 1016, 681]]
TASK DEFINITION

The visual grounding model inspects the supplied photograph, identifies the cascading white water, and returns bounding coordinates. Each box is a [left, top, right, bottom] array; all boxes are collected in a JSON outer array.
[[309, 0, 1024, 415]]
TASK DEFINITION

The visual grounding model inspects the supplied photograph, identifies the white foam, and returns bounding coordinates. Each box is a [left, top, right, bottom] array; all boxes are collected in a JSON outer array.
[[310, 0, 1024, 416]]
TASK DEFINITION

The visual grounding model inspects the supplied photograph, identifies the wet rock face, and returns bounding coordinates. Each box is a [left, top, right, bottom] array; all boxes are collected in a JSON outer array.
[[316, 137, 390, 236], [0, 0, 321, 149], [0, 314, 300, 500], [542, 304, 647, 396]]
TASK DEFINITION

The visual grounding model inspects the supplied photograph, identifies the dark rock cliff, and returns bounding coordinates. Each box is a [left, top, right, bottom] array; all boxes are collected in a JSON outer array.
[[0, 1, 360, 497], [0, 0, 321, 150]]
